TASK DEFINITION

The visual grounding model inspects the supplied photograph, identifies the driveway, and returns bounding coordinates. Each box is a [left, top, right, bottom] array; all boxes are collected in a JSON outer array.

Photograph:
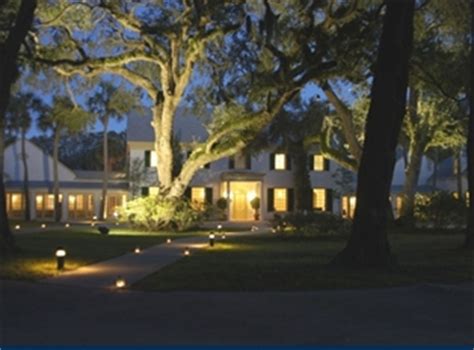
[[1, 280, 472, 346]]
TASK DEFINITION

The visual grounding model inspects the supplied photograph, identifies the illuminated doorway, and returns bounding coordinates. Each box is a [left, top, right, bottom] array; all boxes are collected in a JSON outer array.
[[222, 181, 261, 221]]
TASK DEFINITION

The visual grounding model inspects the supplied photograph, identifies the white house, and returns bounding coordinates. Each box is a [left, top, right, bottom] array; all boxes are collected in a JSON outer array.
[[4, 139, 128, 221]]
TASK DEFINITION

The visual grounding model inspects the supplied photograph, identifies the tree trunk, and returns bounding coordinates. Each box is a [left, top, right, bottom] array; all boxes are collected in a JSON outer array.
[[292, 141, 312, 211], [455, 150, 463, 200], [155, 99, 176, 191], [399, 140, 423, 223], [332, 0, 415, 269], [21, 128, 31, 221], [322, 81, 363, 164], [0, 0, 37, 252], [53, 130, 61, 222], [464, 0, 474, 249], [99, 117, 109, 220]]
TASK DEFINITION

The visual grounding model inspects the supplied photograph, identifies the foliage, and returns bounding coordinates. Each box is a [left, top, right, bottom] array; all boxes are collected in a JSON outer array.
[[414, 191, 467, 228], [119, 196, 203, 232], [216, 197, 228, 210], [272, 211, 350, 236], [127, 157, 146, 198], [250, 197, 260, 211]]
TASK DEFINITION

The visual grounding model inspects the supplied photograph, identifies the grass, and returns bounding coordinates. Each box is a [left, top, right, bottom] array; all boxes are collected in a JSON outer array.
[[133, 232, 474, 291], [0, 228, 207, 280]]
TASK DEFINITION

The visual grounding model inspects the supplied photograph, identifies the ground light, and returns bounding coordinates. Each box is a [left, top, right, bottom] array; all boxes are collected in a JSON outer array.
[[14, 225, 20, 230], [134, 247, 141, 254], [55, 247, 66, 271], [217, 224, 222, 233], [222, 233, 226, 240], [65, 223, 70, 228], [115, 276, 126, 288], [184, 247, 190, 256], [41, 224, 46, 229], [209, 233, 215, 247], [166, 238, 172, 244]]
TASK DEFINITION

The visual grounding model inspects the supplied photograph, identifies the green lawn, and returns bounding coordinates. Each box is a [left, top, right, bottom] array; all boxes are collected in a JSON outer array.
[[133, 232, 474, 291], [0, 228, 206, 280]]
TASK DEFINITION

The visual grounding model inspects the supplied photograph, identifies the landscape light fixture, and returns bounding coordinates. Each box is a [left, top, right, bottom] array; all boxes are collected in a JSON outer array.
[[55, 247, 66, 271], [217, 224, 222, 232], [184, 247, 190, 256], [222, 233, 226, 240], [134, 247, 141, 254], [115, 276, 126, 288], [92, 215, 98, 221], [41, 224, 46, 229], [209, 233, 215, 247], [65, 223, 70, 228], [14, 225, 20, 230], [166, 238, 172, 244]]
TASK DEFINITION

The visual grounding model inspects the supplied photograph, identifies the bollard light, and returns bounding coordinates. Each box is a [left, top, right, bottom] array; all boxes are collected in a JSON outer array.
[[166, 238, 172, 244], [41, 224, 46, 229], [222, 233, 226, 240], [209, 233, 215, 247], [14, 225, 20, 230], [134, 247, 141, 254], [184, 247, 190, 256], [55, 246, 66, 271], [92, 215, 98, 221], [217, 224, 222, 233], [271, 228, 277, 233], [65, 223, 70, 228], [115, 276, 126, 288]]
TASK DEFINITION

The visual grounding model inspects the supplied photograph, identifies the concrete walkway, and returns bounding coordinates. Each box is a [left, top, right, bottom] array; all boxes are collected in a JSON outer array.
[[42, 230, 265, 289]]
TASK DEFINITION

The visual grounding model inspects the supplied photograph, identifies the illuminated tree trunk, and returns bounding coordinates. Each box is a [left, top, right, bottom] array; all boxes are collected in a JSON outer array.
[[99, 116, 109, 220], [332, 0, 415, 268], [53, 130, 61, 223], [465, 0, 474, 249], [21, 128, 31, 221], [0, 0, 37, 252]]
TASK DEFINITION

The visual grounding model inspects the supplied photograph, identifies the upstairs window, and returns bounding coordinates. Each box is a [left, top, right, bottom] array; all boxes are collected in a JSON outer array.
[[144, 150, 158, 167], [270, 153, 291, 170], [311, 154, 330, 171]]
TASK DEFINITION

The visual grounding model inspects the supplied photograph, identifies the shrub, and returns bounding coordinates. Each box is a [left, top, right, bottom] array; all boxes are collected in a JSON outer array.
[[272, 211, 350, 236], [118, 195, 203, 232], [414, 191, 467, 228]]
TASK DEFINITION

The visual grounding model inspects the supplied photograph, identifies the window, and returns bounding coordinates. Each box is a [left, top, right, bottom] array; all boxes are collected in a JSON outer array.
[[144, 150, 158, 167], [314, 155, 324, 171], [68, 194, 94, 220], [106, 194, 126, 219], [11, 193, 23, 211], [312, 188, 326, 211], [396, 195, 403, 218], [35, 194, 62, 219], [274, 154, 286, 170], [229, 153, 251, 170], [312, 154, 329, 171], [342, 195, 356, 219], [191, 187, 206, 209], [274, 188, 287, 212], [149, 187, 159, 196]]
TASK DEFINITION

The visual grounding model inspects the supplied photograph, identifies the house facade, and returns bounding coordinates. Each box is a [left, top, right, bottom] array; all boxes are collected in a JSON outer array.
[[4, 111, 468, 223], [4, 139, 128, 222]]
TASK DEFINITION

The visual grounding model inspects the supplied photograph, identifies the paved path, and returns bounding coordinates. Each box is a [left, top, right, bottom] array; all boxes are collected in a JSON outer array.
[[42, 230, 264, 289], [1, 280, 472, 345]]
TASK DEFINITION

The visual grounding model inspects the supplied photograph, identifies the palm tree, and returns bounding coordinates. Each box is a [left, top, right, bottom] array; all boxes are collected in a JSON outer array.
[[6, 92, 44, 221], [38, 96, 93, 222], [88, 82, 138, 220]]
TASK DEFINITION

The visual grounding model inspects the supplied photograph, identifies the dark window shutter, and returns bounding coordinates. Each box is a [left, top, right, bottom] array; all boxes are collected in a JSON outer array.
[[324, 158, 330, 171], [184, 187, 191, 199], [325, 189, 333, 212], [286, 154, 292, 170], [205, 188, 213, 204], [141, 187, 149, 196], [269, 153, 275, 170], [144, 151, 151, 167], [287, 188, 294, 212], [267, 188, 274, 212], [309, 154, 314, 171], [228, 157, 235, 169], [245, 154, 251, 169]]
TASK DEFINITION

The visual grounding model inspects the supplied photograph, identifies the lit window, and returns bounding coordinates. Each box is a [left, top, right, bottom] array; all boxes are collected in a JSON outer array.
[[149, 187, 160, 196], [35, 195, 44, 210], [313, 189, 326, 211], [191, 187, 206, 209], [274, 188, 287, 211], [313, 155, 325, 171], [11, 193, 23, 211], [342, 195, 356, 219], [274, 153, 286, 170], [150, 151, 158, 167]]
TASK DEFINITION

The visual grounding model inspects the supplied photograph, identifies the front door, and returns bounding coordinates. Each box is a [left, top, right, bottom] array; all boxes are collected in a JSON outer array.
[[228, 181, 261, 221]]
